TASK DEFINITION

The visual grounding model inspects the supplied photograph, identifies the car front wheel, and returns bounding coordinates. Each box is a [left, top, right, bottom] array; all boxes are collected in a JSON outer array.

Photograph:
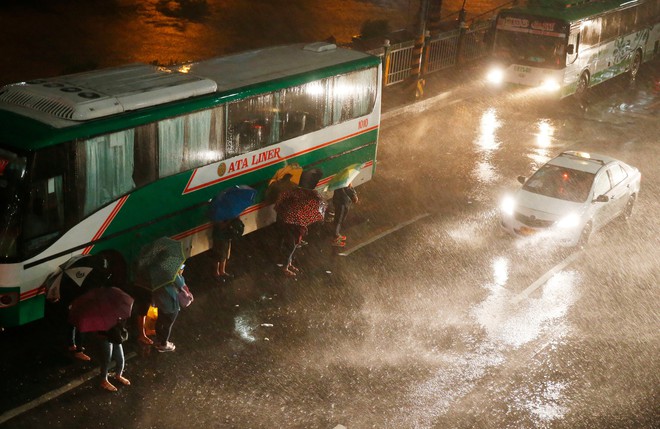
[[620, 195, 636, 222]]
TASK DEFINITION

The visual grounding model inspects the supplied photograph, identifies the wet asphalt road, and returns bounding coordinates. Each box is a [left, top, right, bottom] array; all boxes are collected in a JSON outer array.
[[1, 62, 659, 428]]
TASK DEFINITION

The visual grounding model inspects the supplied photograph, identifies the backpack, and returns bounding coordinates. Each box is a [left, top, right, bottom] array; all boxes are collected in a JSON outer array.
[[227, 218, 245, 240]]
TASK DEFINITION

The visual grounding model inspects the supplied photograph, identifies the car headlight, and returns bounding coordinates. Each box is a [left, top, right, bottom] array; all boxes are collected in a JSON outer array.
[[500, 195, 516, 217], [487, 68, 504, 85], [540, 78, 560, 92], [556, 212, 581, 229]]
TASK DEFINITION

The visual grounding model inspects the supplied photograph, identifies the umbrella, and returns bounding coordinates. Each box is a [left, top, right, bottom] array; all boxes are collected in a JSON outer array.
[[275, 187, 327, 227], [44, 254, 109, 304], [210, 185, 257, 221], [265, 174, 298, 204], [325, 163, 364, 192], [269, 163, 303, 186], [68, 287, 134, 333], [136, 237, 186, 291]]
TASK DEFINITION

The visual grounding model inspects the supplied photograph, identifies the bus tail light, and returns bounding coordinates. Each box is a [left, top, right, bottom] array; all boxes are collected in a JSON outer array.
[[0, 292, 19, 308]]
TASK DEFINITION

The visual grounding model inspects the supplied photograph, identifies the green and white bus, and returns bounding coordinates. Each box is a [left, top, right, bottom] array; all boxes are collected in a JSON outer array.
[[486, 0, 660, 97], [0, 42, 381, 327]]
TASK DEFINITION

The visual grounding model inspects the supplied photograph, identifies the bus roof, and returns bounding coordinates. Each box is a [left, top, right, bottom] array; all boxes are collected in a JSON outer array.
[[502, 0, 644, 22], [0, 43, 379, 151]]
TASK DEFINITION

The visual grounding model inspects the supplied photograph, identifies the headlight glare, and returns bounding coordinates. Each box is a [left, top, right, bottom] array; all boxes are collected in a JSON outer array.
[[540, 78, 560, 92], [557, 213, 581, 229], [487, 68, 504, 85], [500, 195, 516, 217]]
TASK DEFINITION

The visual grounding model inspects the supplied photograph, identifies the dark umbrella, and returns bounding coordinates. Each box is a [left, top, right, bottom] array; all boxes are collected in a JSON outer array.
[[68, 287, 134, 333], [44, 254, 110, 304], [210, 185, 257, 221], [136, 237, 186, 291], [275, 188, 327, 227]]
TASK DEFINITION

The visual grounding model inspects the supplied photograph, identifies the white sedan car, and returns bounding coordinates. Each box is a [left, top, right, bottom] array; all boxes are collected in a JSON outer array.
[[500, 151, 641, 248]]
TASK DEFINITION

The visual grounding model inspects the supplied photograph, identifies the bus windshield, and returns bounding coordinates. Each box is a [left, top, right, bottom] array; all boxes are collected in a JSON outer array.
[[494, 31, 566, 69], [0, 149, 26, 258]]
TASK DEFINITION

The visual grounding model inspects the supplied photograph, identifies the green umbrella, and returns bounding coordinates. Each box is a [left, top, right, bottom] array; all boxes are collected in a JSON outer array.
[[325, 163, 364, 192], [137, 237, 186, 290]]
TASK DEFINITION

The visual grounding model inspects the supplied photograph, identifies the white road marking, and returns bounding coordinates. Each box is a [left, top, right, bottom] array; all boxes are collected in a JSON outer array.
[[513, 250, 583, 303], [0, 351, 137, 425], [338, 213, 430, 256]]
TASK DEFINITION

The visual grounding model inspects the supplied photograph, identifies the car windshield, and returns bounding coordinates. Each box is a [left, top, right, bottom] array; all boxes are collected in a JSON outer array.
[[523, 164, 595, 202]]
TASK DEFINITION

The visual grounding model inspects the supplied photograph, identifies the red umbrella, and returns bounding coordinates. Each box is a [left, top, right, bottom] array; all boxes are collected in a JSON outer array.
[[275, 188, 327, 227], [68, 287, 134, 333]]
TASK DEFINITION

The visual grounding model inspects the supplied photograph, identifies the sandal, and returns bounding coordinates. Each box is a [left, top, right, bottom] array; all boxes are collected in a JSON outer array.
[[138, 336, 154, 345], [73, 351, 91, 361], [100, 379, 117, 392], [283, 269, 296, 277], [115, 375, 131, 386]]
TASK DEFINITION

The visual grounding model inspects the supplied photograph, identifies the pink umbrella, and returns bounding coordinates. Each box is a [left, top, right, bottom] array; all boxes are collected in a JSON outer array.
[[68, 287, 134, 333], [275, 188, 327, 227]]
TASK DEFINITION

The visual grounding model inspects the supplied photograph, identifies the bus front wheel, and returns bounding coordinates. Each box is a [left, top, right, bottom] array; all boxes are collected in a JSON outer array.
[[575, 73, 589, 100], [629, 50, 642, 80]]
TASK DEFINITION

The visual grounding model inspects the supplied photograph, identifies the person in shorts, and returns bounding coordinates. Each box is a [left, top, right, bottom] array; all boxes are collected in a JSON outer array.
[[212, 217, 244, 282]]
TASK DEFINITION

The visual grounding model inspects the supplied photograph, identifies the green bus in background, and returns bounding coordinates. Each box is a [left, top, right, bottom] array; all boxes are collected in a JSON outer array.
[[0, 42, 382, 328], [486, 0, 660, 98]]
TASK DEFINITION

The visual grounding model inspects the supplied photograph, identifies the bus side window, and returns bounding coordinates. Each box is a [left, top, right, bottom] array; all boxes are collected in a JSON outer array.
[[24, 176, 63, 238], [77, 129, 137, 216], [332, 68, 377, 124], [24, 146, 67, 251], [134, 122, 157, 186], [226, 94, 275, 156]]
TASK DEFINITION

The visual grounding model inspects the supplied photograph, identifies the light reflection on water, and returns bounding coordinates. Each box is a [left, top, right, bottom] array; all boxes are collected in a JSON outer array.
[[0, 0, 502, 84], [472, 269, 579, 348]]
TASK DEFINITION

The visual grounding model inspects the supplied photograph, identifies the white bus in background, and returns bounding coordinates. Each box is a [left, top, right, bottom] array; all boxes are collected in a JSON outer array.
[[486, 0, 660, 98]]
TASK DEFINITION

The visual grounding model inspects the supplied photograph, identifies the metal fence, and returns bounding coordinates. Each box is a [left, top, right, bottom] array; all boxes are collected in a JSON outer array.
[[384, 41, 416, 86], [425, 29, 460, 74], [366, 20, 494, 87], [361, 0, 511, 89], [460, 20, 494, 63]]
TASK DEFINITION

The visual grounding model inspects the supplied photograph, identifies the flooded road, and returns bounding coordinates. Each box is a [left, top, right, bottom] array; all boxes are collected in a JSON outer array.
[[0, 0, 504, 85], [1, 59, 658, 427]]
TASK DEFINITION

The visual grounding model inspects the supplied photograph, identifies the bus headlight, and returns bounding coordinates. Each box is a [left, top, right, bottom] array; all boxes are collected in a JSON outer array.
[[487, 68, 504, 85], [540, 78, 560, 92], [556, 213, 581, 229], [500, 195, 516, 217]]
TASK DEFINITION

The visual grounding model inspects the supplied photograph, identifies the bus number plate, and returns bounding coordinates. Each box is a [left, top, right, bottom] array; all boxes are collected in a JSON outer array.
[[514, 65, 531, 73]]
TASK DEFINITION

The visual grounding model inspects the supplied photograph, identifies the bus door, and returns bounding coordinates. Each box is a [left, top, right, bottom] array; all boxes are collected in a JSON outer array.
[[567, 25, 580, 66]]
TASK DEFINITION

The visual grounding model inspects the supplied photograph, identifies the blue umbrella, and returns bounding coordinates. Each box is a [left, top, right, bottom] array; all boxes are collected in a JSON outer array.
[[210, 185, 257, 221]]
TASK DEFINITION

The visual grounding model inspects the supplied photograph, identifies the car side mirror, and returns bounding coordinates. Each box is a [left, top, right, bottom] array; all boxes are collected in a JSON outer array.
[[594, 194, 609, 203], [517, 176, 526, 184], [567, 44, 574, 55]]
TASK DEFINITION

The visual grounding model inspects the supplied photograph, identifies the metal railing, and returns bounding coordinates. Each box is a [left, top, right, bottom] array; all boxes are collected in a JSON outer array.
[[362, 1, 515, 88], [425, 29, 460, 74]]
